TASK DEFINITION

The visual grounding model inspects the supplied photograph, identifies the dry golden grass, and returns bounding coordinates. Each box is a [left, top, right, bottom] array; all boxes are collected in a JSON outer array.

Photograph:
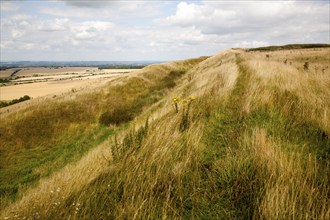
[[0, 57, 205, 215], [243, 128, 329, 219], [241, 48, 330, 134], [1, 47, 329, 219]]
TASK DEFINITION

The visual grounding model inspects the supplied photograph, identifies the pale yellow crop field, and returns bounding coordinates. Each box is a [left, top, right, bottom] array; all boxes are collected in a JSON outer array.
[[0, 68, 138, 100], [0, 67, 137, 78]]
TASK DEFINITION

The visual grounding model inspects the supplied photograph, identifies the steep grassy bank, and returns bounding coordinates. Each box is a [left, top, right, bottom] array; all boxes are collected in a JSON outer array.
[[1, 47, 329, 219], [0, 57, 206, 210]]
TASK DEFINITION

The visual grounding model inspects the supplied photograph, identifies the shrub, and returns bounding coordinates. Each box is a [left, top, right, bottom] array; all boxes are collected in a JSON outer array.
[[0, 95, 31, 108], [0, 78, 10, 83], [0, 101, 9, 108]]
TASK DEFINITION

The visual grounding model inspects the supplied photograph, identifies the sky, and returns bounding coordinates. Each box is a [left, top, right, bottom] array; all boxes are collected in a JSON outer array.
[[0, 0, 329, 61]]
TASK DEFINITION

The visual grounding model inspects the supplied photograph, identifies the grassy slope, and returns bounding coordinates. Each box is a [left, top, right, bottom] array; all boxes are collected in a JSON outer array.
[[1, 47, 329, 219], [0, 57, 206, 209]]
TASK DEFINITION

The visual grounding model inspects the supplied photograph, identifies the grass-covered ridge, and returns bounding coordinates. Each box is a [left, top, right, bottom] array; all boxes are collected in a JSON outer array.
[[0, 56, 206, 210], [0, 47, 329, 219], [247, 43, 330, 51]]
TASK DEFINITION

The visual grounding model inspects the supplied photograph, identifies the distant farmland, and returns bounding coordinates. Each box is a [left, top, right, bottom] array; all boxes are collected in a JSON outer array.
[[0, 67, 138, 100]]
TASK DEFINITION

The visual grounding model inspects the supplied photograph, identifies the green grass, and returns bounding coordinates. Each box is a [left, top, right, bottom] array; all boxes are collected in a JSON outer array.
[[0, 125, 113, 208]]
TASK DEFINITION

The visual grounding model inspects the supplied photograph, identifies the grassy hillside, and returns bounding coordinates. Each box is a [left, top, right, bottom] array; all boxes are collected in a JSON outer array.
[[247, 43, 330, 51], [1, 47, 329, 219]]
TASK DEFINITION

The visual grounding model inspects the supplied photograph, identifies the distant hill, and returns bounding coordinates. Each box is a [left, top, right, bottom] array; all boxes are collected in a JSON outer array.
[[247, 43, 330, 51], [0, 60, 162, 70], [1, 45, 329, 219]]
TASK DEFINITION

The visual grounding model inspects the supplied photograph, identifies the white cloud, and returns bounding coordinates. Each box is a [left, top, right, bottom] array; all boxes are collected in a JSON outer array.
[[23, 43, 35, 50], [234, 41, 269, 48], [11, 29, 24, 38], [81, 21, 113, 31], [0, 0, 329, 61], [38, 18, 69, 32], [0, 40, 13, 49], [70, 21, 113, 41], [160, 1, 329, 38]]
